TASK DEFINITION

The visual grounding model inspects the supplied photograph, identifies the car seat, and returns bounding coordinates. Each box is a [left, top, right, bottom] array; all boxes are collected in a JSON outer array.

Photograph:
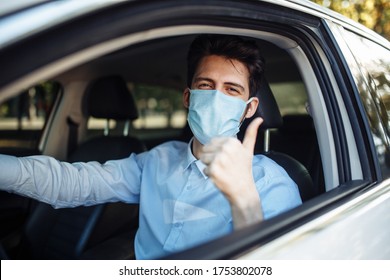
[[271, 114, 324, 196], [14, 76, 146, 260], [68, 75, 147, 161], [239, 77, 316, 202]]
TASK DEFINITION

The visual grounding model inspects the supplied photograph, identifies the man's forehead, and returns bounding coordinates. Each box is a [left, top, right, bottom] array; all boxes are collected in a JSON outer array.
[[194, 55, 249, 86]]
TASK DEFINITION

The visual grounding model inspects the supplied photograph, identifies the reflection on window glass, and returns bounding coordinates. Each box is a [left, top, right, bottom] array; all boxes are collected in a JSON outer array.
[[347, 34, 390, 130], [343, 29, 390, 174], [0, 81, 60, 149]]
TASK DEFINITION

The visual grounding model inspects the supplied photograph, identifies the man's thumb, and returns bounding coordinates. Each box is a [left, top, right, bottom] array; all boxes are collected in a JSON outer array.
[[242, 117, 263, 151]]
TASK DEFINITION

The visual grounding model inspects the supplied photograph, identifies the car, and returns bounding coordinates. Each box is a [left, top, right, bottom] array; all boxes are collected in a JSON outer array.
[[0, 0, 389, 261]]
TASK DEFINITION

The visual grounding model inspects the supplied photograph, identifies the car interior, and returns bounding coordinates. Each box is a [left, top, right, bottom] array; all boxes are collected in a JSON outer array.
[[0, 30, 327, 259]]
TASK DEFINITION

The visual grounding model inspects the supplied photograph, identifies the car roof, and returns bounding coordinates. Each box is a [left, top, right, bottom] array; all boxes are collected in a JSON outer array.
[[0, 0, 126, 49], [0, 0, 388, 50], [0, 0, 46, 17]]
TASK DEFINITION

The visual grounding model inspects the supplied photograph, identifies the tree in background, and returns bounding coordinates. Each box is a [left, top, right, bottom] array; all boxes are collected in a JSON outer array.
[[311, 0, 390, 40]]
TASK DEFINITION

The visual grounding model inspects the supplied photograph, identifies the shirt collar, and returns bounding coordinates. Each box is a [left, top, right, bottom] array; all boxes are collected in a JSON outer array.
[[184, 138, 208, 179]]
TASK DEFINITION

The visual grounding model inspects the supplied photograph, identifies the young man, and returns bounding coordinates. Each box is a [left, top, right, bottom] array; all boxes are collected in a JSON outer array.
[[0, 34, 301, 259]]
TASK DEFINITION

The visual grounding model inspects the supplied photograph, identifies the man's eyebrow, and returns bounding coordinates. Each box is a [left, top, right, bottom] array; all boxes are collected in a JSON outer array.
[[194, 77, 214, 83], [225, 82, 245, 92], [194, 78, 245, 91]]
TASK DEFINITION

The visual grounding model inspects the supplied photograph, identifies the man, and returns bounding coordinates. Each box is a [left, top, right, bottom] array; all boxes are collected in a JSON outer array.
[[0, 34, 301, 259]]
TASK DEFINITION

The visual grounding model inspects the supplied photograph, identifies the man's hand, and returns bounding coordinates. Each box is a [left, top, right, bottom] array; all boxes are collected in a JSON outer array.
[[200, 117, 264, 229]]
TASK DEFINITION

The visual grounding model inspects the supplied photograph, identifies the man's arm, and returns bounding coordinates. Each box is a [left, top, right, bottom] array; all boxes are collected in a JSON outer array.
[[200, 117, 264, 229], [0, 154, 141, 208]]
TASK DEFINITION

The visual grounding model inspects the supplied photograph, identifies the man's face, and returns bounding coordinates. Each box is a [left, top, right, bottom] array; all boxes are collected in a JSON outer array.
[[183, 54, 259, 121], [183, 54, 260, 149], [191, 55, 251, 101]]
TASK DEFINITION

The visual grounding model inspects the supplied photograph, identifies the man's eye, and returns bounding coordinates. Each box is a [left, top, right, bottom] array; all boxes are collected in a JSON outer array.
[[227, 87, 240, 95], [199, 83, 212, 89]]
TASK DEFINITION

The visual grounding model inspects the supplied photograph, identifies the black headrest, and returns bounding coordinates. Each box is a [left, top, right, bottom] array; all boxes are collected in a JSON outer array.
[[255, 76, 283, 129], [243, 76, 283, 130], [84, 76, 138, 120]]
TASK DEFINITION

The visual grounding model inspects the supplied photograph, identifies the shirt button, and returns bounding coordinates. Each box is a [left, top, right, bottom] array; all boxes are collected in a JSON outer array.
[[174, 223, 181, 227]]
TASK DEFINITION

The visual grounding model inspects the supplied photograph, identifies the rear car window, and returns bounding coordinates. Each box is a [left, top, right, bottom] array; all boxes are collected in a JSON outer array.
[[270, 81, 308, 116], [87, 83, 186, 132], [0, 81, 60, 151], [131, 83, 186, 129], [86, 82, 186, 147]]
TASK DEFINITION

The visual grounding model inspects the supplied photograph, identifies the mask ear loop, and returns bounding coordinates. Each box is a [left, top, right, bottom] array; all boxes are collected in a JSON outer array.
[[239, 97, 254, 128]]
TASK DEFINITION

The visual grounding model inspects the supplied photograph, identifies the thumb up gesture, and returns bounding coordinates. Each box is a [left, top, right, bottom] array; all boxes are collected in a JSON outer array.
[[200, 117, 264, 229]]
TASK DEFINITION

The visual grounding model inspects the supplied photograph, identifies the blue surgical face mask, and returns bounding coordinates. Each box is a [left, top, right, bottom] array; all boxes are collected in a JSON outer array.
[[187, 89, 253, 145]]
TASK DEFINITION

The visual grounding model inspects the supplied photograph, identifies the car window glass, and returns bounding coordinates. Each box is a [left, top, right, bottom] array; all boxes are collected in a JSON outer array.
[[342, 30, 390, 175], [346, 34, 390, 130], [0, 81, 60, 151]]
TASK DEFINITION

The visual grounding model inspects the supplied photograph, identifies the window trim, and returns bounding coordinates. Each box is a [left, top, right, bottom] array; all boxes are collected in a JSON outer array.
[[323, 19, 383, 183]]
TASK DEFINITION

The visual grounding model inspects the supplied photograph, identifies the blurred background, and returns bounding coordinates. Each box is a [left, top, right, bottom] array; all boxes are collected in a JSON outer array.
[[311, 0, 390, 40]]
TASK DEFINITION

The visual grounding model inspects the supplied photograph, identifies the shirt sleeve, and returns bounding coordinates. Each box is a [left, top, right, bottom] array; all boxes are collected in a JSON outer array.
[[253, 155, 302, 219], [0, 153, 143, 208]]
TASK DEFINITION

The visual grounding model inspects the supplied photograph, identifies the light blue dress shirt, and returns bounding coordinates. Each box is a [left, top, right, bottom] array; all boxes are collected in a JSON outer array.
[[0, 140, 302, 259]]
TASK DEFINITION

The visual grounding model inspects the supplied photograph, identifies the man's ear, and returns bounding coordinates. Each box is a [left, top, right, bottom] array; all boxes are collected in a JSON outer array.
[[183, 88, 190, 108], [245, 97, 259, 118]]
